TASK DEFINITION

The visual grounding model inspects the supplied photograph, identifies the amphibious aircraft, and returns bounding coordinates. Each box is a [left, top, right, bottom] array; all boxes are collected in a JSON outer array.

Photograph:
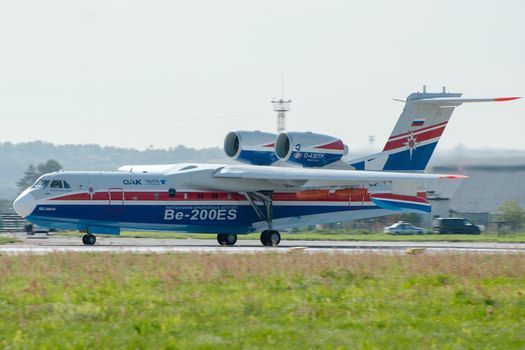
[[13, 88, 520, 246]]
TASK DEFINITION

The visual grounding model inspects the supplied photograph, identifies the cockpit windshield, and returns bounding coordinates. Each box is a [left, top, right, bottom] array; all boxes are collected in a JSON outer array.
[[31, 177, 71, 190], [32, 178, 50, 189]]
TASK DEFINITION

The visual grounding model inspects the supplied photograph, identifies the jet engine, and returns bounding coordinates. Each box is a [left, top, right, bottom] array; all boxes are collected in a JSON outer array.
[[224, 130, 278, 165], [275, 131, 348, 167]]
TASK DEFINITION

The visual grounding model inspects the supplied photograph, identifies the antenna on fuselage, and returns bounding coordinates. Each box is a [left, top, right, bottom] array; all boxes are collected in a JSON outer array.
[[271, 72, 291, 134]]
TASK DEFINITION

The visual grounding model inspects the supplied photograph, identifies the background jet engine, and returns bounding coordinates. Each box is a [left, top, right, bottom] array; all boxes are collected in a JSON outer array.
[[224, 130, 278, 165], [275, 131, 348, 167]]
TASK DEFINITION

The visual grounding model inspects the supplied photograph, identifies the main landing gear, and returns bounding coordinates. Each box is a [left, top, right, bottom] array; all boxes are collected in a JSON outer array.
[[82, 233, 96, 246], [243, 191, 281, 247], [260, 229, 281, 247], [216, 191, 282, 247], [217, 233, 237, 246]]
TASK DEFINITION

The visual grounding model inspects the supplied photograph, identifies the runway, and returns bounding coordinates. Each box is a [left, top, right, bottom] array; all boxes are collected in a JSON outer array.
[[1, 234, 524, 254]]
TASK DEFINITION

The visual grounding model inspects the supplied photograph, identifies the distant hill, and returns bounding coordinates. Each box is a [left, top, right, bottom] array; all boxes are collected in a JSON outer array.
[[0, 142, 226, 199], [2, 141, 525, 201]]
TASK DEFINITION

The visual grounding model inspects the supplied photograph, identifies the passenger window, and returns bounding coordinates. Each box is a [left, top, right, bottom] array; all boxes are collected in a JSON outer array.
[[63, 181, 71, 189], [50, 180, 63, 189]]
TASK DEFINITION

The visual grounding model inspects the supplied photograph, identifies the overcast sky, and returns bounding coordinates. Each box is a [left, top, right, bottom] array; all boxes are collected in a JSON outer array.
[[0, 0, 523, 152]]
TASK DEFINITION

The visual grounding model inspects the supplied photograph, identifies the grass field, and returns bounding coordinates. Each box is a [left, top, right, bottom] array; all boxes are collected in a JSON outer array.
[[0, 236, 16, 244], [0, 253, 524, 349], [55, 229, 525, 243]]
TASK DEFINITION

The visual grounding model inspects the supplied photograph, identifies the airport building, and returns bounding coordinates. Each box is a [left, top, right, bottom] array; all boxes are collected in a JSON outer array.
[[424, 165, 525, 229]]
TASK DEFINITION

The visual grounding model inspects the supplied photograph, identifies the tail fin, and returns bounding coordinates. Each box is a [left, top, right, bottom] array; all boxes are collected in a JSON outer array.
[[348, 88, 520, 171]]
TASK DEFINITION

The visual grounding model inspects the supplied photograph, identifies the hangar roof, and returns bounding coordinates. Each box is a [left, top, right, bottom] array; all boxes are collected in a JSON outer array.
[[430, 165, 525, 213]]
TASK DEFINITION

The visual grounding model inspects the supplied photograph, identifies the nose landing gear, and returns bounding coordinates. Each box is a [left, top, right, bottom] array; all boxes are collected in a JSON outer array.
[[82, 234, 96, 245]]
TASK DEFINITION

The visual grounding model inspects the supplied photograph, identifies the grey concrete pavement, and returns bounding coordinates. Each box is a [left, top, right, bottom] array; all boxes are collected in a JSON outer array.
[[0, 233, 524, 255]]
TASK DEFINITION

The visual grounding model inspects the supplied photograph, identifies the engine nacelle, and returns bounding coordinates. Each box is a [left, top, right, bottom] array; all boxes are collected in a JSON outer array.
[[224, 130, 278, 165], [275, 131, 348, 167]]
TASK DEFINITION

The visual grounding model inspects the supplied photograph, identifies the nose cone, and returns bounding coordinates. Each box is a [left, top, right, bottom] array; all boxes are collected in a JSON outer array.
[[13, 192, 37, 218]]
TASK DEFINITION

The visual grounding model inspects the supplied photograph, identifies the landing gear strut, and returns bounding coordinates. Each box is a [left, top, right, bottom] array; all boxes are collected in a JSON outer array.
[[242, 191, 281, 247], [260, 229, 281, 247], [217, 233, 237, 246], [82, 233, 96, 246]]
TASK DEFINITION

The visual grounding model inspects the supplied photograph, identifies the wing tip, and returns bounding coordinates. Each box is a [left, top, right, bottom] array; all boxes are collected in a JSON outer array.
[[438, 175, 469, 180], [494, 97, 521, 102]]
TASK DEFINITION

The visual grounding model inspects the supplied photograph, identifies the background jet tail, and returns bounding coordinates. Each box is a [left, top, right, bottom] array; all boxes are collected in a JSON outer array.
[[347, 87, 520, 171]]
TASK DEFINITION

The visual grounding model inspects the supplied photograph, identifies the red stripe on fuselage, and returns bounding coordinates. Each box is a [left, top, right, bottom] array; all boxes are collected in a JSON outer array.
[[48, 191, 372, 203]]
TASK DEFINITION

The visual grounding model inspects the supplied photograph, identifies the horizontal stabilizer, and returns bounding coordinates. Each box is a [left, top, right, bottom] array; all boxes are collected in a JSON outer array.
[[370, 193, 431, 213], [413, 96, 521, 106]]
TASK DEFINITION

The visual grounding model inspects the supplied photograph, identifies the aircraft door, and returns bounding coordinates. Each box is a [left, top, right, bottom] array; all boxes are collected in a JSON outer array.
[[108, 188, 124, 214]]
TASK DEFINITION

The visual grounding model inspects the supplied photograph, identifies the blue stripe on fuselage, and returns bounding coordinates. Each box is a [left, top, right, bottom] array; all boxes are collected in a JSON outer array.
[[27, 203, 378, 233]]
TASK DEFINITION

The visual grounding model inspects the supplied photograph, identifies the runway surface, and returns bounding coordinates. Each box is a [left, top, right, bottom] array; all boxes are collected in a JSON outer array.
[[1, 234, 524, 255]]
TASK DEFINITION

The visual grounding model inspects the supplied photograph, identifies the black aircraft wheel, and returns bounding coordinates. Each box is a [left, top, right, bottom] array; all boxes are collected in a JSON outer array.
[[260, 230, 269, 246], [83, 234, 96, 246], [261, 230, 281, 247], [225, 233, 237, 246], [217, 233, 237, 246]]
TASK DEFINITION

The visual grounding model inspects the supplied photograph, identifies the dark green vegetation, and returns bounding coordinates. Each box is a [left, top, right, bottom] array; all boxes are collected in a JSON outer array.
[[16, 159, 63, 192], [55, 230, 525, 243], [0, 253, 524, 349]]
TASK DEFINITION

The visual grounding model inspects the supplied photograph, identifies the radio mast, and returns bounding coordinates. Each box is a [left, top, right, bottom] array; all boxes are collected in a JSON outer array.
[[271, 72, 291, 134], [271, 97, 291, 134]]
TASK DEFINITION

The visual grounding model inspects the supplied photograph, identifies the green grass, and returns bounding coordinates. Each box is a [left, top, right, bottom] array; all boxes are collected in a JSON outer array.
[[0, 253, 523, 349], [55, 229, 525, 243], [0, 236, 16, 244]]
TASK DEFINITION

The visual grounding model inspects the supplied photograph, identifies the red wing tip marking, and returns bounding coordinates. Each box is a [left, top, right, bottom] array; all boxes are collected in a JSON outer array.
[[438, 175, 469, 180], [494, 97, 521, 102]]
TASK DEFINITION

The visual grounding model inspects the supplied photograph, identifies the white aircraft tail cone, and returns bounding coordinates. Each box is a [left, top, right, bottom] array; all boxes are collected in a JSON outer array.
[[13, 192, 37, 218]]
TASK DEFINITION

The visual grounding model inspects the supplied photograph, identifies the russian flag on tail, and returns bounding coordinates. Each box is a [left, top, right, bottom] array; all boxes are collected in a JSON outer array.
[[369, 193, 431, 213], [411, 119, 425, 127]]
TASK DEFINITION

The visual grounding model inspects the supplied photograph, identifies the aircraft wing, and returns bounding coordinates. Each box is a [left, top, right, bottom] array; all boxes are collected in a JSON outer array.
[[214, 165, 466, 187]]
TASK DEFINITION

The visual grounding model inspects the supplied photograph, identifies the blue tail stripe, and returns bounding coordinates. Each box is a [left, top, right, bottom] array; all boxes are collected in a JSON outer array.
[[382, 142, 437, 171]]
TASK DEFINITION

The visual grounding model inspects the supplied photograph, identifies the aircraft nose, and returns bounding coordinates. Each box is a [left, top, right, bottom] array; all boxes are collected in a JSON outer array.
[[13, 192, 37, 218]]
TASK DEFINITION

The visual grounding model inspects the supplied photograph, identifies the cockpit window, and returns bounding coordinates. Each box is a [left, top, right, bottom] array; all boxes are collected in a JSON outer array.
[[50, 180, 63, 189], [32, 179, 50, 189], [63, 181, 71, 189]]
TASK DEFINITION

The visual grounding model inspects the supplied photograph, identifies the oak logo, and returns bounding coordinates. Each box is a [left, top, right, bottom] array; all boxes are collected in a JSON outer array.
[[123, 179, 142, 185]]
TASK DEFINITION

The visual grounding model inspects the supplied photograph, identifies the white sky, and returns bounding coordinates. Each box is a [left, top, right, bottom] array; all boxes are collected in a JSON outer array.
[[0, 0, 523, 152]]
